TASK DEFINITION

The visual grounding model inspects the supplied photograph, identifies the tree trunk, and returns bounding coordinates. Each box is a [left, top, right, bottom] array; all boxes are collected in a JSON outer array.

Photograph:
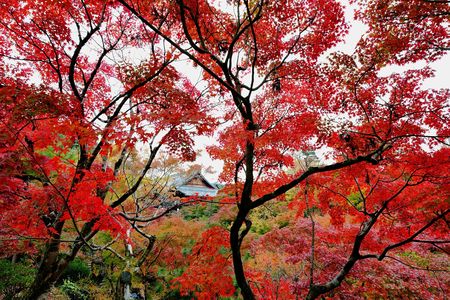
[[25, 237, 70, 299], [230, 210, 255, 300], [24, 220, 86, 299], [306, 286, 324, 300], [305, 256, 359, 300]]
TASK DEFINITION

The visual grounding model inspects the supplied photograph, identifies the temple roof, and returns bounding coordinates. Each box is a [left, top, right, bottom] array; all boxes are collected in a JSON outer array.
[[173, 171, 219, 197]]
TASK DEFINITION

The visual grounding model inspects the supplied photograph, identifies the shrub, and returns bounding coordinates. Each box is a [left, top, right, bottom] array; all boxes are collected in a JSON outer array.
[[0, 259, 36, 299], [60, 279, 89, 300], [182, 204, 219, 220], [60, 257, 90, 282]]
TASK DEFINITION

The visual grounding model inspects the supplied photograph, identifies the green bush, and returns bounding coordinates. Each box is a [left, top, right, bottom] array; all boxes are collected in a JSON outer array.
[[251, 221, 272, 235], [60, 279, 89, 300], [182, 204, 219, 220], [60, 257, 90, 282], [0, 259, 36, 299], [278, 220, 290, 229]]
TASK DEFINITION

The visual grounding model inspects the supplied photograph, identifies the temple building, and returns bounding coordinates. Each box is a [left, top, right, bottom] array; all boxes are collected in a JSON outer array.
[[172, 171, 219, 197]]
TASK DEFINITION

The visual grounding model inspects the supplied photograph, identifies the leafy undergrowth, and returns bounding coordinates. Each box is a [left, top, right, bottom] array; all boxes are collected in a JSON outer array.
[[0, 259, 36, 299], [134, 202, 449, 299], [1, 201, 448, 300]]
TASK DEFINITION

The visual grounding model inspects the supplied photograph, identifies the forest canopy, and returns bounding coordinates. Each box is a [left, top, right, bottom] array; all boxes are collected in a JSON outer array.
[[0, 0, 448, 299]]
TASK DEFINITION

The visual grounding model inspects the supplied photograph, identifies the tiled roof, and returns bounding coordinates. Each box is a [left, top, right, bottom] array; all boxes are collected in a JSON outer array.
[[173, 171, 219, 197]]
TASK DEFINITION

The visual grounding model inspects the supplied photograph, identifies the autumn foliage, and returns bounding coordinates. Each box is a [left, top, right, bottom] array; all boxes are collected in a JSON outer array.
[[0, 0, 449, 299]]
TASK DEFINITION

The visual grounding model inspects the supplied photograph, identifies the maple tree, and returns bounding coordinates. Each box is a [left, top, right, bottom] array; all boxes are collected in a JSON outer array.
[[353, 0, 450, 64], [0, 0, 449, 299], [114, 0, 449, 299], [0, 0, 212, 298], [173, 226, 235, 299]]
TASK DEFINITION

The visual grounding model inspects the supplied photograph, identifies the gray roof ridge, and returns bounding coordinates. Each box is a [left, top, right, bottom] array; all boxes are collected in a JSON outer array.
[[176, 170, 217, 189]]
